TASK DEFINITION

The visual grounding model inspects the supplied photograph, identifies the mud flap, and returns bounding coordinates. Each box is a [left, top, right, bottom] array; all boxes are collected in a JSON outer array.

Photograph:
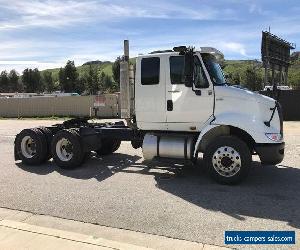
[[14, 135, 20, 160]]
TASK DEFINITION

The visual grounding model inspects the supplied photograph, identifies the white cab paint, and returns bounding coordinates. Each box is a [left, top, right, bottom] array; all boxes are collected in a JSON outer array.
[[135, 52, 214, 132], [165, 52, 214, 131], [135, 54, 167, 130], [134, 49, 283, 154], [212, 85, 281, 143]]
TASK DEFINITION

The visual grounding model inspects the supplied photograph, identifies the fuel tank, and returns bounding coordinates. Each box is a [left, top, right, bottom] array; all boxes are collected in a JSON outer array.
[[142, 133, 195, 160]]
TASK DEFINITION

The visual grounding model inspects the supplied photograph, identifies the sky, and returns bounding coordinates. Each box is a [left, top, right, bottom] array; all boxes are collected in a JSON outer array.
[[0, 0, 299, 73]]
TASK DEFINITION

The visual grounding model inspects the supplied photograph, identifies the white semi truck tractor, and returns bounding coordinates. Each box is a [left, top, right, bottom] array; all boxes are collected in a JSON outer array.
[[14, 40, 284, 184]]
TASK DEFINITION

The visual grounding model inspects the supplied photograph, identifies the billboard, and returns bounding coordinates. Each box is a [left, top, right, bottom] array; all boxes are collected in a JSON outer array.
[[261, 31, 295, 68], [261, 31, 295, 87]]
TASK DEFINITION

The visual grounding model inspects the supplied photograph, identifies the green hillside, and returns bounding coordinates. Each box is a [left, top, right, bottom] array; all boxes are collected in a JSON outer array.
[[43, 61, 113, 82], [222, 58, 300, 89], [42, 55, 300, 91], [1, 54, 298, 94]]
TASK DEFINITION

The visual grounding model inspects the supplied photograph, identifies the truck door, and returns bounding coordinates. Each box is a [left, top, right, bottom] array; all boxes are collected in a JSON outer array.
[[135, 56, 167, 130], [166, 54, 214, 131]]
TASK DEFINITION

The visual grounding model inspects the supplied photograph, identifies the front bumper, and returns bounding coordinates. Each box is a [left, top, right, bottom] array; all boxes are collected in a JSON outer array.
[[255, 142, 285, 165]]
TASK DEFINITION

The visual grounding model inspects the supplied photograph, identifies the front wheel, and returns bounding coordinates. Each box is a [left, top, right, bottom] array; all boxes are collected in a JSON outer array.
[[204, 136, 251, 185]]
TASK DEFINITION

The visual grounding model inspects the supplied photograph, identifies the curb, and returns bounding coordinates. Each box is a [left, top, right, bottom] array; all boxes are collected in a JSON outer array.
[[0, 219, 151, 250], [0, 207, 231, 250]]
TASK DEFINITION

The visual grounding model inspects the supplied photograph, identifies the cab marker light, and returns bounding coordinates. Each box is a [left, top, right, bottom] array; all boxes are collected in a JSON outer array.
[[265, 133, 282, 142]]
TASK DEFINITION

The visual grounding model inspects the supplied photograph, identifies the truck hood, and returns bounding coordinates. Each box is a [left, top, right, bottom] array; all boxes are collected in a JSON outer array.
[[214, 85, 277, 127], [218, 85, 275, 106], [213, 85, 282, 143]]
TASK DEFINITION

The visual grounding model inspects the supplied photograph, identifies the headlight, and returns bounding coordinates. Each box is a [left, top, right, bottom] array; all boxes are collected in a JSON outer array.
[[265, 133, 282, 142]]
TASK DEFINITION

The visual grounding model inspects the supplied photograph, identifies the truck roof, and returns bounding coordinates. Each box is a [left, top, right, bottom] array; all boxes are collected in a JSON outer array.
[[139, 47, 224, 60]]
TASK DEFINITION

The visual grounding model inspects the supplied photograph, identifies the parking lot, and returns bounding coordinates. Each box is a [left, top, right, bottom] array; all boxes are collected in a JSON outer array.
[[0, 119, 299, 248]]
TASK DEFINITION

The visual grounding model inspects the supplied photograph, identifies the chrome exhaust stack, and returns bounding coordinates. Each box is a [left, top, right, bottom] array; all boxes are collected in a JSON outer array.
[[120, 40, 134, 122]]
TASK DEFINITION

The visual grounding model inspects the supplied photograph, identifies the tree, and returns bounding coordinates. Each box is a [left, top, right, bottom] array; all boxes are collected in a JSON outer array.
[[0, 71, 9, 92], [76, 77, 86, 94], [228, 72, 241, 85], [112, 56, 122, 84], [98, 71, 106, 92], [33, 68, 43, 92], [22, 69, 31, 92], [103, 73, 114, 92], [83, 65, 99, 94], [241, 66, 262, 91], [8, 70, 19, 92], [43, 71, 54, 92], [58, 67, 66, 91], [59, 61, 79, 92], [289, 71, 300, 90], [65, 60, 78, 92], [98, 71, 115, 93], [22, 68, 42, 92]]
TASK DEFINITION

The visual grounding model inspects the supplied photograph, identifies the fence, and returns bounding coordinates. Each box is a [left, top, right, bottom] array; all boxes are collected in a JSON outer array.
[[260, 90, 300, 121], [1, 91, 299, 120], [0, 94, 120, 118]]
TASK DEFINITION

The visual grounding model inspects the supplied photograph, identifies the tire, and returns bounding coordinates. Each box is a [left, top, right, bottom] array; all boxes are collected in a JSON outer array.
[[15, 128, 48, 165], [96, 138, 121, 156], [36, 126, 53, 160], [131, 139, 143, 149], [69, 128, 91, 164], [111, 140, 121, 152], [51, 129, 84, 169], [204, 135, 251, 185], [82, 152, 91, 162]]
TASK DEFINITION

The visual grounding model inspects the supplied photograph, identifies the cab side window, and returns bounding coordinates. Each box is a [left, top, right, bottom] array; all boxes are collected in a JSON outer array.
[[170, 56, 184, 84], [170, 55, 209, 88], [141, 57, 160, 85], [194, 57, 209, 88]]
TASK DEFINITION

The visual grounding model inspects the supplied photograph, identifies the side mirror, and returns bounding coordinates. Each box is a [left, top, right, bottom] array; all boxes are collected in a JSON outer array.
[[184, 50, 194, 87]]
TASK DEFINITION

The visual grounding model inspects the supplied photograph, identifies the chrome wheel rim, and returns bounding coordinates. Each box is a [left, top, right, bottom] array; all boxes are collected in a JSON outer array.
[[21, 136, 37, 158], [212, 146, 241, 177], [56, 138, 73, 162]]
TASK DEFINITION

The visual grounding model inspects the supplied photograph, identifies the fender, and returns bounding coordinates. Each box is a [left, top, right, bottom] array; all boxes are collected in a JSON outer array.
[[193, 112, 281, 157], [193, 124, 219, 157]]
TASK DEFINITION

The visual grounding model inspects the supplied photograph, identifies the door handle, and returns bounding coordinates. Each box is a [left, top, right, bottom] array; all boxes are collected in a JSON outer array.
[[194, 90, 201, 96], [167, 100, 173, 111]]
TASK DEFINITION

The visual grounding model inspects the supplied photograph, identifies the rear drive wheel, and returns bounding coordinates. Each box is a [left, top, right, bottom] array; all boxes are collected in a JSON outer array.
[[204, 136, 251, 185], [96, 138, 121, 156], [36, 126, 53, 160], [51, 129, 84, 169], [15, 128, 48, 165]]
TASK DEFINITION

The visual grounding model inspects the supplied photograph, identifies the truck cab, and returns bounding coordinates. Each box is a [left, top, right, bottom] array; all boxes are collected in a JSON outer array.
[[135, 50, 215, 132], [133, 46, 284, 184]]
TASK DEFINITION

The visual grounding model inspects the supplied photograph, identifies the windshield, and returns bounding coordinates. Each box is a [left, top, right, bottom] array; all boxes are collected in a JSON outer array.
[[201, 53, 225, 85]]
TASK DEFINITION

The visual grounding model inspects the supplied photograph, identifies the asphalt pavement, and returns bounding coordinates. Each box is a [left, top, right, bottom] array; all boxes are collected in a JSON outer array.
[[0, 119, 299, 249]]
